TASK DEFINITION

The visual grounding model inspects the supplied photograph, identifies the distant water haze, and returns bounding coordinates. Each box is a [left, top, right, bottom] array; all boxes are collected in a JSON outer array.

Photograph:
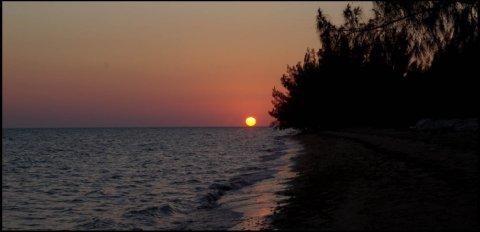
[[2, 1, 372, 128]]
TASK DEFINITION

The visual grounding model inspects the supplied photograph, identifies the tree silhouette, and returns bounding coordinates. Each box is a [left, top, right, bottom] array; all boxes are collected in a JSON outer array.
[[270, 1, 479, 131]]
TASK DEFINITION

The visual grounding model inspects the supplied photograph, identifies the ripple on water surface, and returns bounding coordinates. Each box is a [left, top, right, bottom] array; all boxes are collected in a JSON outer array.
[[2, 128, 298, 230]]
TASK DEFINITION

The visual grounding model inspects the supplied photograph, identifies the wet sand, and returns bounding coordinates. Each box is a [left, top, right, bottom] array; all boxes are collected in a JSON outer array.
[[271, 128, 479, 230]]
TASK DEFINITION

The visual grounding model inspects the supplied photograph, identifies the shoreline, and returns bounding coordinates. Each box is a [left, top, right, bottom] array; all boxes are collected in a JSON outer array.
[[227, 136, 301, 230], [176, 132, 301, 231], [270, 128, 479, 230]]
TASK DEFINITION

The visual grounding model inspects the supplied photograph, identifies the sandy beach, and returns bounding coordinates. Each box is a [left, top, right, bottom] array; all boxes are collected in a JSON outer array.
[[271, 128, 479, 230]]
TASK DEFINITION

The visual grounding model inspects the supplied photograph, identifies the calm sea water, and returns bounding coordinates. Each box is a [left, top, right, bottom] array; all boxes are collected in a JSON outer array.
[[2, 128, 300, 230]]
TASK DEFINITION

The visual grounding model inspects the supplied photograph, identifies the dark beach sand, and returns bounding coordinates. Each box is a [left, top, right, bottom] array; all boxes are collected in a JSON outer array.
[[271, 128, 479, 231]]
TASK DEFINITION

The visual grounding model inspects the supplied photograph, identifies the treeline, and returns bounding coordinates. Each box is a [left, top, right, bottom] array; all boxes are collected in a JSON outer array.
[[270, 1, 479, 131]]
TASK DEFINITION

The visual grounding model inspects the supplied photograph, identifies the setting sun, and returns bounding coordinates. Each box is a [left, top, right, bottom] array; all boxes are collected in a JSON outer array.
[[245, 117, 257, 127]]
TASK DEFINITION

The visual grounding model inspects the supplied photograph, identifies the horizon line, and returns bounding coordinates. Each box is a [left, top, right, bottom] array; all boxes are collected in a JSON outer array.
[[2, 126, 273, 129]]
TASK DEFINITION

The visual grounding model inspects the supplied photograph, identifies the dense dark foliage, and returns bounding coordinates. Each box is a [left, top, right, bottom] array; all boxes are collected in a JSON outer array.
[[270, 1, 479, 131]]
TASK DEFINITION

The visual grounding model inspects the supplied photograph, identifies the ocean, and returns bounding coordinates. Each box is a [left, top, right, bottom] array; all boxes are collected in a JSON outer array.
[[2, 127, 300, 230]]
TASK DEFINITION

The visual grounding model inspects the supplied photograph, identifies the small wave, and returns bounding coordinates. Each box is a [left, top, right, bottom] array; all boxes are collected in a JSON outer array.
[[258, 147, 282, 153], [75, 217, 118, 230], [187, 179, 200, 184], [198, 171, 275, 209], [258, 146, 286, 153], [69, 198, 85, 203], [170, 178, 200, 185], [259, 153, 282, 161], [84, 190, 102, 197], [123, 205, 176, 219], [110, 174, 122, 179], [234, 166, 261, 172]]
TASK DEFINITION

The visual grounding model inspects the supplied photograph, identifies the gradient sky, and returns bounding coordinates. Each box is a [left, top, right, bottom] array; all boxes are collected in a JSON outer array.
[[3, 1, 372, 128]]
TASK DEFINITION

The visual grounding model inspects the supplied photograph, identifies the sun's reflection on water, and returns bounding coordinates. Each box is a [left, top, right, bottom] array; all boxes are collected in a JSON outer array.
[[220, 139, 301, 230]]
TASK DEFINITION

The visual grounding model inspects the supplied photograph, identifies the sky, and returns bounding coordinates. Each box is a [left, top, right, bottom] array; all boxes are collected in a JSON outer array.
[[3, 1, 372, 128]]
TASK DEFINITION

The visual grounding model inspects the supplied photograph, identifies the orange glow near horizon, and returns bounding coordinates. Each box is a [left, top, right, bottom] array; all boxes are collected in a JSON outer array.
[[3, 2, 372, 128]]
